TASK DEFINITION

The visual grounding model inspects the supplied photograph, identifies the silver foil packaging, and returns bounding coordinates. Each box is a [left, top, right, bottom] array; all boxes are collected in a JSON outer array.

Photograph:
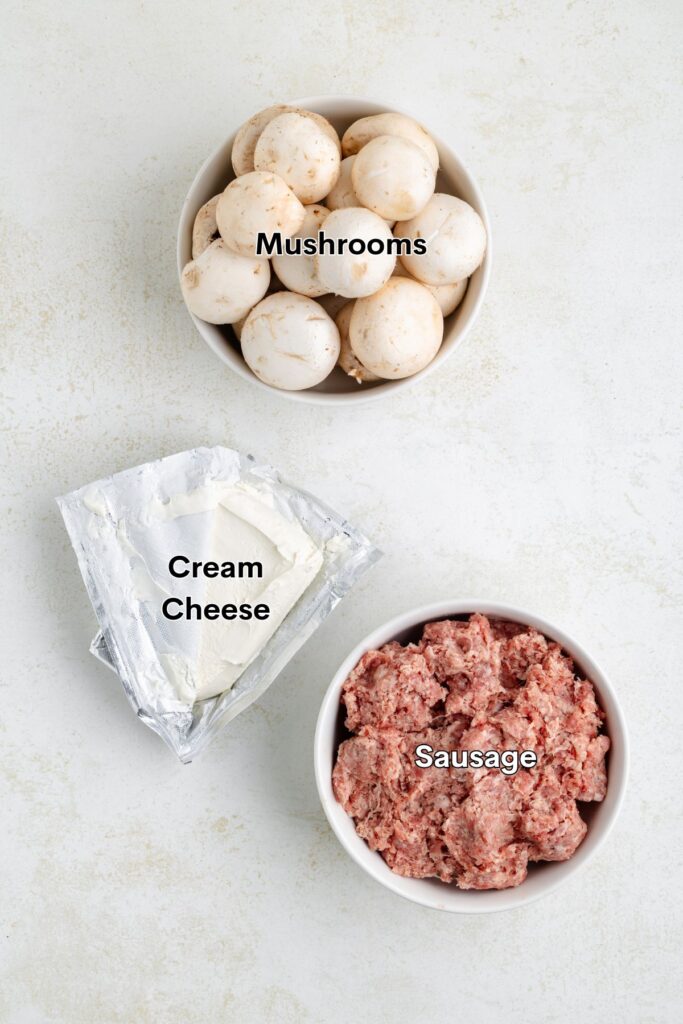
[[57, 446, 381, 761]]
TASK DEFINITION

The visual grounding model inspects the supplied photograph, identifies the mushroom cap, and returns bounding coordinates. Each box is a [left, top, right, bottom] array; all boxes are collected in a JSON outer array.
[[325, 155, 394, 227], [315, 207, 396, 299], [300, 110, 341, 154], [336, 302, 379, 384], [394, 194, 487, 285], [216, 171, 305, 258], [254, 112, 341, 204], [351, 135, 436, 222], [349, 276, 443, 379], [392, 261, 468, 316], [342, 112, 439, 172], [241, 292, 340, 391], [232, 106, 340, 177], [180, 239, 270, 325], [231, 104, 295, 176], [271, 204, 329, 297], [192, 195, 220, 258]]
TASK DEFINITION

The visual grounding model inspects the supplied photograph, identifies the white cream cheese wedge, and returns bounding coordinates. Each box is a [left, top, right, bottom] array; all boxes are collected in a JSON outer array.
[[155, 484, 322, 701]]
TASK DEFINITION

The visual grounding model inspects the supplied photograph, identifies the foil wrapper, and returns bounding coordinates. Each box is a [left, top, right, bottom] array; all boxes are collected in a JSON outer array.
[[57, 446, 381, 761]]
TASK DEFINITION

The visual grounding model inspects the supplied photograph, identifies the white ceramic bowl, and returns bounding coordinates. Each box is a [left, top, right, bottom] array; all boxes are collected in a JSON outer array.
[[314, 600, 628, 913], [177, 97, 492, 405]]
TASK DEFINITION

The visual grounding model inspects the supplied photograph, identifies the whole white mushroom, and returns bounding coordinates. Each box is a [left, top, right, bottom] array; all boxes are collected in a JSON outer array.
[[231, 104, 294, 176], [392, 261, 468, 317], [216, 171, 305, 258], [232, 105, 340, 177], [349, 277, 443, 379], [254, 111, 341, 204], [325, 155, 394, 227], [342, 112, 439, 172], [351, 135, 436, 222], [192, 195, 220, 258], [241, 292, 340, 391], [272, 204, 329, 297], [335, 302, 379, 384], [394, 194, 487, 285], [180, 239, 270, 325], [315, 207, 395, 299]]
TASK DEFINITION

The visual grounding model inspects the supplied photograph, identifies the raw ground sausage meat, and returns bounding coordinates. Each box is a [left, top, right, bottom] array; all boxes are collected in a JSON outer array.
[[332, 614, 610, 890]]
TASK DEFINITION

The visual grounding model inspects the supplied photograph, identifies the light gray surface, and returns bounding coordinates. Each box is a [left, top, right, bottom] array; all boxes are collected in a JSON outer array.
[[1, 1, 681, 1021]]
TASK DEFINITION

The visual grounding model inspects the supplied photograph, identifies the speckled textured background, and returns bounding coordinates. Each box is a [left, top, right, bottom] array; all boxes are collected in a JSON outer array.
[[1, 1, 681, 1021]]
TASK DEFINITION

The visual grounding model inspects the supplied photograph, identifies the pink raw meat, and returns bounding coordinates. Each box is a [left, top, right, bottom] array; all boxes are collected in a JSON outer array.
[[333, 614, 610, 890]]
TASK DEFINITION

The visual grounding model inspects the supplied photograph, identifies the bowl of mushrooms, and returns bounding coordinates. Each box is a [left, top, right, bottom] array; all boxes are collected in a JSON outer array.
[[178, 97, 492, 404]]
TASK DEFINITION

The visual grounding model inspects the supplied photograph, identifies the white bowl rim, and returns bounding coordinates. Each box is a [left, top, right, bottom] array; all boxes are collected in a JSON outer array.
[[177, 94, 493, 406], [314, 599, 629, 914]]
